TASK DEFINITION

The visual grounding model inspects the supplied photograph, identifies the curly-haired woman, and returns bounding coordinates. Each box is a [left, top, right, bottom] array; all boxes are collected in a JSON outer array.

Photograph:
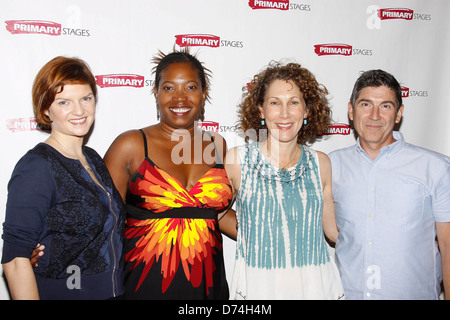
[[225, 61, 344, 299]]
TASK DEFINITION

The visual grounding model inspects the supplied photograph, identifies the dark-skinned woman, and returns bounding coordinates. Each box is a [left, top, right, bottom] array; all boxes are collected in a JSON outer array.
[[104, 48, 235, 300]]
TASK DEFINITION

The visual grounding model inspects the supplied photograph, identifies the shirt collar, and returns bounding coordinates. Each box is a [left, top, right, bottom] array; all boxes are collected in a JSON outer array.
[[355, 131, 405, 160]]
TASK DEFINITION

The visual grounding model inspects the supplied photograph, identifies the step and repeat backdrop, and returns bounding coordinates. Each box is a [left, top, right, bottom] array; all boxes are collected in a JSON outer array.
[[1, 0, 449, 299]]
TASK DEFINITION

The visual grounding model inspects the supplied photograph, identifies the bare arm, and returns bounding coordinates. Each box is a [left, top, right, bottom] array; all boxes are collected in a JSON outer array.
[[219, 208, 237, 240], [219, 146, 242, 241], [3, 257, 39, 300], [224, 146, 241, 200], [437, 222, 450, 299], [317, 151, 338, 244], [104, 130, 142, 200]]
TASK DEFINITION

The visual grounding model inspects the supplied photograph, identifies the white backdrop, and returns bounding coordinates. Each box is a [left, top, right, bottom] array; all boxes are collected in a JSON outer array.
[[1, 0, 449, 300]]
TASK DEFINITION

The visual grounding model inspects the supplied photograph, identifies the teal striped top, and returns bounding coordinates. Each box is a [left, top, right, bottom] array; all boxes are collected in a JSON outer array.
[[236, 142, 331, 270]]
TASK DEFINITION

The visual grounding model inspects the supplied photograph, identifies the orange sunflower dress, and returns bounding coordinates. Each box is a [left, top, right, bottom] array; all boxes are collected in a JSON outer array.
[[123, 129, 232, 299]]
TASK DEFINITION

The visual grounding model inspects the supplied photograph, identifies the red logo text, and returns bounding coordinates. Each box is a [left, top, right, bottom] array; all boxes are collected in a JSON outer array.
[[197, 121, 219, 132], [248, 0, 289, 10], [321, 123, 351, 136], [175, 34, 220, 48], [378, 8, 414, 20], [95, 74, 144, 88], [6, 117, 40, 132], [5, 20, 61, 36], [314, 44, 352, 56], [401, 86, 409, 98]]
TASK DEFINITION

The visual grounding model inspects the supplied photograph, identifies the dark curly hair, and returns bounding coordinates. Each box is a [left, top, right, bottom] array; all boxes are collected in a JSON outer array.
[[237, 61, 331, 145], [151, 47, 211, 121]]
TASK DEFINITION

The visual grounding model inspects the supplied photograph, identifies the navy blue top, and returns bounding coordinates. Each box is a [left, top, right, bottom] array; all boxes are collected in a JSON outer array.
[[2, 143, 125, 300]]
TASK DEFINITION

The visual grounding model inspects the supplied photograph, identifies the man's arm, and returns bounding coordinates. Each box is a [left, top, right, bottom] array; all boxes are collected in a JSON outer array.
[[436, 222, 450, 300]]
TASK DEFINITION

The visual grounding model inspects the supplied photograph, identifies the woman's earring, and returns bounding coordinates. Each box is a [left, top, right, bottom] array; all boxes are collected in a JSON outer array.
[[261, 119, 265, 126], [303, 118, 307, 125]]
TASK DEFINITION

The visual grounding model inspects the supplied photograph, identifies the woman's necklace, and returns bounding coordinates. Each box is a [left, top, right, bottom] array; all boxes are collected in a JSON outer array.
[[267, 144, 300, 173], [50, 136, 93, 172]]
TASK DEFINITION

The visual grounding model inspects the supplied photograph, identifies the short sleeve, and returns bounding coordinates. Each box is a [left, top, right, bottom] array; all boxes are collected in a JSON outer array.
[[1, 151, 56, 263], [432, 158, 450, 223]]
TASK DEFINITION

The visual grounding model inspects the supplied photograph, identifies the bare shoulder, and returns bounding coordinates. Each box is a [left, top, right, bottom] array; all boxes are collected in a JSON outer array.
[[315, 150, 331, 169], [314, 150, 332, 186], [104, 128, 150, 168], [208, 130, 228, 148], [224, 146, 242, 193], [205, 131, 228, 163], [105, 129, 142, 156], [113, 128, 144, 145], [225, 146, 241, 166]]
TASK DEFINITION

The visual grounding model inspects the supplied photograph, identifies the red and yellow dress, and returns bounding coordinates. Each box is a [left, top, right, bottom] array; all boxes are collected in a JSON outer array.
[[123, 130, 232, 299]]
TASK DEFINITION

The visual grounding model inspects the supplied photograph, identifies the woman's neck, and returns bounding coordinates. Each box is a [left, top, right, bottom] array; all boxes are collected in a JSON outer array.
[[261, 136, 301, 169], [157, 122, 199, 141], [46, 133, 84, 159]]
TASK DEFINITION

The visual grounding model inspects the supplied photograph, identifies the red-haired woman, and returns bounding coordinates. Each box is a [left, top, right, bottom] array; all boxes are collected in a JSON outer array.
[[1, 56, 125, 300]]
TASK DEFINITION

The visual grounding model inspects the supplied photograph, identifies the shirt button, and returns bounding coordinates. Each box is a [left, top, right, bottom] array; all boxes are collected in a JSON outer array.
[[368, 240, 372, 245], [366, 292, 371, 297]]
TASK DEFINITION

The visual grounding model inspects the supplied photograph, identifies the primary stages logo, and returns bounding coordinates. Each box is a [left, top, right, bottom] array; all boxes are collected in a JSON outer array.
[[378, 8, 432, 21], [367, 6, 431, 29], [5, 19, 90, 36], [321, 123, 352, 136], [95, 74, 145, 88], [401, 86, 428, 98], [249, 0, 289, 10], [176, 34, 220, 48], [248, 0, 310, 11], [6, 117, 40, 132], [314, 43, 372, 56], [197, 121, 238, 133], [175, 34, 243, 49], [5, 20, 60, 36], [378, 8, 413, 20], [198, 121, 219, 132], [314, 44, 352, 56]]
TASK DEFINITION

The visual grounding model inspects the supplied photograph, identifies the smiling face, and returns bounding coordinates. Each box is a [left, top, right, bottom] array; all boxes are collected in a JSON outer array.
[[259, 79, 308, 143], [154, 62, 207, 130], [349, 85, 403, 153], [45, 83, 96, 138]]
